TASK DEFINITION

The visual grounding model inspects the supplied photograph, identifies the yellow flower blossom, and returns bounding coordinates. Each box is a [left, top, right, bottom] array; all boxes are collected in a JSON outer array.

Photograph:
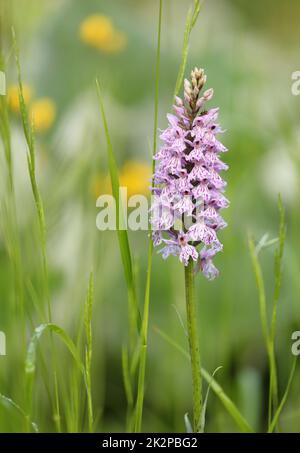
[[91, 161, 151, 200], [8, 84, 32, 113], [120, 161, 151, 198], [29, 98, 56, 132], [79, 14, 127, 53]]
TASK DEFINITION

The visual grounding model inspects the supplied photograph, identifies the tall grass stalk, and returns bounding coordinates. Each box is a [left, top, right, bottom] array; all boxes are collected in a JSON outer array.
[[248, 195, 286, 431], [0, 52, 28, 432], [0, 52, 25, 346], [96, 76, 142, 432], [248, 237, 278, 429], [269, 196, 285, 416], [25, 323, 86, 430], [0, 167, 55, 430], [174, 0, 201, 98], [268, 358, 297, 433], [95, 80, 139, 352], [122, 345, 134, 431], [84, 272, 94, 433], [12, 30, 62, 432], [0, 54, 13, 190], [96, 78, 142, 432], [134, 0, 163, 433], [13, 34, 50, 323]]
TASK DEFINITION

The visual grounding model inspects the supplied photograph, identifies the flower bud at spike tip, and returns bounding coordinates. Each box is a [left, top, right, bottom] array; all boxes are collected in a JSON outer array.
[[175, 96, 183, 107], [203, 88, 214, 101]]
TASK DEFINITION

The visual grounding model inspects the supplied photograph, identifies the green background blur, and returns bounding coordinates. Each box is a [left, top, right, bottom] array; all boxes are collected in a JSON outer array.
[[0, 0, 300, 432]]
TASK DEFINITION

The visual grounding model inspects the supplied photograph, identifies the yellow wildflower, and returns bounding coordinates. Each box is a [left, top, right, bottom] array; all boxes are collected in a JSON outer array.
[[79, 14, 127, 53], [120, 161, 151, 198], [8, 84, 32, 113], [29, 98, 56, 132], [91, 161, 151, 200]]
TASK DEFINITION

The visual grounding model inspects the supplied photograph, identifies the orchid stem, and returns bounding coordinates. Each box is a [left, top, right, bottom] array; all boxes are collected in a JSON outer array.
[[184, 259, 202, 433]]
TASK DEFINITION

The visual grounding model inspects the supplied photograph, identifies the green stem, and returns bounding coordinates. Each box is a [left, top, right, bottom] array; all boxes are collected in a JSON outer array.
[[184, 259, 202, 433], [12, 33, 61, 432], [134, 0, 163, 433]]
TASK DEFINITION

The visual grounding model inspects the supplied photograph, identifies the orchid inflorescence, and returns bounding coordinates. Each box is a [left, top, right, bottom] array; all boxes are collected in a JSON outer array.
[[150, 68, 229, 279]]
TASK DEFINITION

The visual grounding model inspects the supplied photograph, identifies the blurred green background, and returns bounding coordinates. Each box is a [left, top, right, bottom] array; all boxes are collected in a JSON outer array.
[[0, 0, 300, 433]]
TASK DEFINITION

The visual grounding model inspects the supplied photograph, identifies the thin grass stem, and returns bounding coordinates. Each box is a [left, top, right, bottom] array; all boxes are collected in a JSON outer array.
[[12, 29, 62, 432], [134, 0, 163, 433], [84, 272, 94, 433]]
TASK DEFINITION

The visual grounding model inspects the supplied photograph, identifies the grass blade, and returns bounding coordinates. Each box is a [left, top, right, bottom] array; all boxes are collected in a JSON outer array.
[[271, 195, 286, 354], [25, 323, 85, 431], [95, 79, 139, 347], [12, 27, 50, 321], [200, 366, 223, 432], [12, 28, 64, 431], [184, 413, 193, 433], [122, 345, 134, 430], [248, 236, 269, 345], [0, 51, 26, 348], [84, 272, 94, 433], [248, 197, 286, 430], [0, 53, 13, 190], [248, 234, 277, 427], [0, 394, 39, 433], [268, 195, 286, 428], [268, 358, 297, 433]]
